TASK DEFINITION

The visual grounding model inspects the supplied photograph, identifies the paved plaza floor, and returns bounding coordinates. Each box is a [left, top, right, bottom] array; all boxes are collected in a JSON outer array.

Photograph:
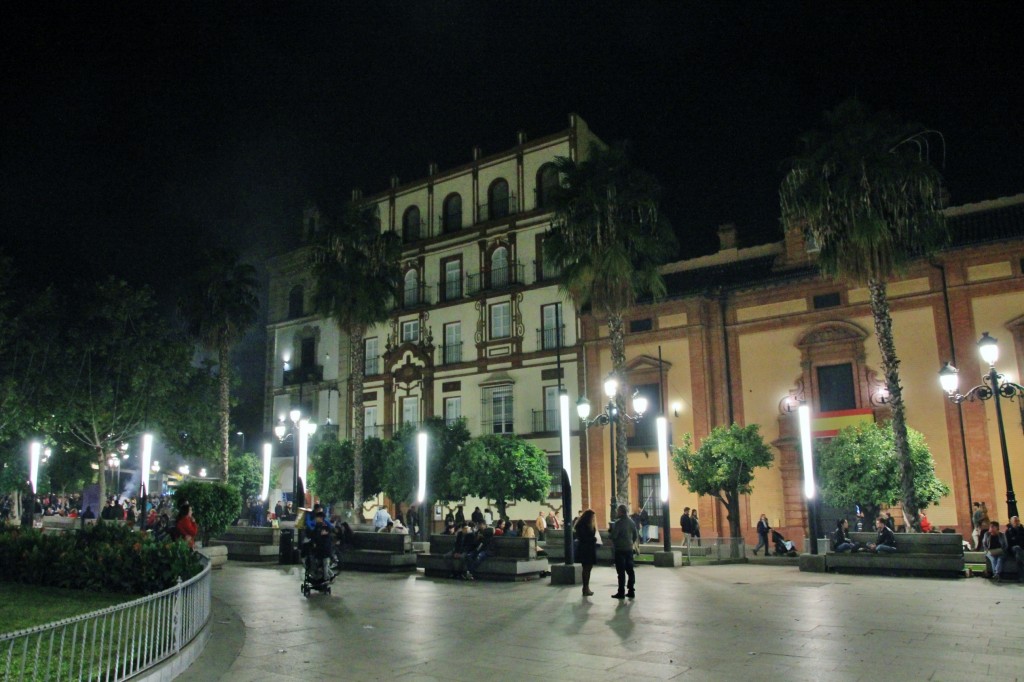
[[178, 561, 1024, 682]]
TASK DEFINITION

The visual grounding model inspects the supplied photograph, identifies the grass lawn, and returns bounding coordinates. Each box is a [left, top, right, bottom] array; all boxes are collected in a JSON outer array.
[[0, 583, 135, 634]]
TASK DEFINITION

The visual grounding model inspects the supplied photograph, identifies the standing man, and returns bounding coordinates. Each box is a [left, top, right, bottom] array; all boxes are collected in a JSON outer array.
[[639, 507, 650, 543], [972, 502, 985, 550], [680, 507, 692, 548], [535, 511, 547, 541], [610, 504, 638, 599]]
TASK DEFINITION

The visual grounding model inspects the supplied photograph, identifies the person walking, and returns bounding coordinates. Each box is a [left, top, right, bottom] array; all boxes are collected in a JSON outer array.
[[610, 504, 638, 599], [680, 507, 692, 548], [690, 509, 701, 547], [753, 513, 771, 556], [574, 509, 599, 597]]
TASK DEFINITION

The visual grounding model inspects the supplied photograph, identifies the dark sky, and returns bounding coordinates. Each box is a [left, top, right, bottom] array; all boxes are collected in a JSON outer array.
[[2, 3, 1023, 433]]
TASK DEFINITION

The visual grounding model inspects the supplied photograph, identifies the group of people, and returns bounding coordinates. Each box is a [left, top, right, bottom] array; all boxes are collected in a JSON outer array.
[[980, 515, 1024, 583], [679, 507, 701, 546], [831, 516, 899, 554], [574, 505, 639, 599]]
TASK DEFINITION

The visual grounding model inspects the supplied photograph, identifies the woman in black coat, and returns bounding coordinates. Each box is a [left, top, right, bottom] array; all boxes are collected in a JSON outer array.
[[574, 509, 599, 597]]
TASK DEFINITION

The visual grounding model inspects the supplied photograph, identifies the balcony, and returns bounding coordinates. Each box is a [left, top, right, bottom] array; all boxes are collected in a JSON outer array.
[[399, 283, 433, 310], [466, 263, 525, 295], [437, 278, 463, 303], [477, 194, 518, 224], [402, 218, 424, 243], [482, 418, 515, 435], [536, 325, 565, 351], [531, 409, 559, 433], [533, 259, 561, 284], [438, 342, 463, 366], [283, 364, 323, 386]]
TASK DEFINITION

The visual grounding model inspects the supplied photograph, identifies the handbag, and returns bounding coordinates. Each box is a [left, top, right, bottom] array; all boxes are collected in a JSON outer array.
[[595, 530, 603, 546]]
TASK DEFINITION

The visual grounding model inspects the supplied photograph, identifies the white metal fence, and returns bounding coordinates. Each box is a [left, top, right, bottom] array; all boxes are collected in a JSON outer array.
[[2, 555, 211, 681]]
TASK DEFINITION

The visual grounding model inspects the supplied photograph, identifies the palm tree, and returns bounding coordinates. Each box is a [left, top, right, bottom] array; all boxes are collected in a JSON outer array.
[[310, 203, 402, 507], [780, 99, 947, 530], [180, 248, 259, 481], [546, 143, 675, 512]]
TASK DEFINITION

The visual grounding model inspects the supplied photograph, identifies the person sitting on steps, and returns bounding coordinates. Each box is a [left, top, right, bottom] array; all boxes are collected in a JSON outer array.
[[832, 518, 862, 553]]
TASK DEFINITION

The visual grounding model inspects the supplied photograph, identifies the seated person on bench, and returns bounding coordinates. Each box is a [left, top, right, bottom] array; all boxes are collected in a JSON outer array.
[[446, 522, 474, 579], [866, 516, 897, 554], [307, 510, 335, 581], [832, 518, 862, 553], [465, 521, 495, 578], [1006, 516, 1024, 582], [982, 520, 1009, 581]]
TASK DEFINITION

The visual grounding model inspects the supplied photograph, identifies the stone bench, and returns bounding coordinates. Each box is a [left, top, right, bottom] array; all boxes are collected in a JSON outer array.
[[964, 550, 1022, 577], [418, 534, 549, 581], [210, 526, 281, 562], [339, 531, 417, 572], [825, 532, 964, 578], [543, 528, 615, 564]]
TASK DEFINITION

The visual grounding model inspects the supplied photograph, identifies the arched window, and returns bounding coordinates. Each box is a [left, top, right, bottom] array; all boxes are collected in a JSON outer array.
[[443, 193, 462, 233], [491, 246, 509, 288], [536, 163, 559, 209], [402, 206, 421, 242], [488, 178, 510, 220], [288, 285, 304, 319], [404, 269, 420, 307]]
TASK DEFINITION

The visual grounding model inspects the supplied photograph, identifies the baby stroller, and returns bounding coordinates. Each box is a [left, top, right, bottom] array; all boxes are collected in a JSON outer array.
[[772, 530, 798, 557], [301, 525, 336, 597]]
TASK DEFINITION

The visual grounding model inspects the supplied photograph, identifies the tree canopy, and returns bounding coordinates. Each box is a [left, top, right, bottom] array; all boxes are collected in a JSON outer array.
[[672, 423, 774, 540], [816, 421, 950, 523], [451, 434, 551, 520]]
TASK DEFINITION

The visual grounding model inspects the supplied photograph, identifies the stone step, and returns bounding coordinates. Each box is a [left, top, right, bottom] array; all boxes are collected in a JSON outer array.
[[209, 539, 280, 562]]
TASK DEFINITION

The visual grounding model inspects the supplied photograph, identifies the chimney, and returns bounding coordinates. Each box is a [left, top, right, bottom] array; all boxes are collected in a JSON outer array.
[[472, 145, 482, 161], [717, 223, 738, 251], [390, 174, 400, 189], [516, 130, 528, 146]]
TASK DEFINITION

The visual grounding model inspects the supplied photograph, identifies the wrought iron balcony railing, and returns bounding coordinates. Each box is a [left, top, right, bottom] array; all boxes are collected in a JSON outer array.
[[466, 263, 525, 295], [283, 365, 323, 386]]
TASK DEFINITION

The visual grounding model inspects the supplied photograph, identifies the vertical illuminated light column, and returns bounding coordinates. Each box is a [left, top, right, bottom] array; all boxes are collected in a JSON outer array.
[[656, 416, 671, 552], [140, 433, 153, 497], [298, 419, 314, 500], [417, 431, 428, 542], [559, 390, 573, 565], [798, 404, 818, 554], [29, 441, 41, 494], [261, 443, 272, 501]]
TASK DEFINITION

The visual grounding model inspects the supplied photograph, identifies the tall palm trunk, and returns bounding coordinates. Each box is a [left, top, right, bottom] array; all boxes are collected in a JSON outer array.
[[608, 312, 630, 509], [868, 279, 919, 530], [218, 338, 231, 480], [350, 324, 366, 507], [97, 446, 107, 502]]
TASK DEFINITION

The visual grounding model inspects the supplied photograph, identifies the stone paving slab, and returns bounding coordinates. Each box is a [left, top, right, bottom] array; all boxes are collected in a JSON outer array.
[[177, 562, 1024, 681]]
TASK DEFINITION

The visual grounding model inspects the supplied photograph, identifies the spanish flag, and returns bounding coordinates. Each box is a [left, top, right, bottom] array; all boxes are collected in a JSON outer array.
[[813, 409, 875, 437]]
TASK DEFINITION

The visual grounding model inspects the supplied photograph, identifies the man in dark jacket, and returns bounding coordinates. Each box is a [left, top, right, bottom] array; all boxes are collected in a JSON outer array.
[[983, 520, 1009, 582], [465, 521, 495, 578], [610, 505, 638, 599], [680, 507, 692, 548], [1006, 516, 1024, 582], [867, 516, 897, 554]]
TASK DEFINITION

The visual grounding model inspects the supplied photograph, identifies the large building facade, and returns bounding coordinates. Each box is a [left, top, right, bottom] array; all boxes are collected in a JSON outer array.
[[265, 114, 603, 519], [266, 116, 1024, 546]]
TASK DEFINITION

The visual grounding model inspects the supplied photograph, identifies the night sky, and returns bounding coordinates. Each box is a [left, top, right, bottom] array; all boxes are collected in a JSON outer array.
[[2, 3, 1023, 434]]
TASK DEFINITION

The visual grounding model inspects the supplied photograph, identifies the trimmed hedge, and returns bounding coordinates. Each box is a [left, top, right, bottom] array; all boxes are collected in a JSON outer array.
[[0, 523, 202, 595]]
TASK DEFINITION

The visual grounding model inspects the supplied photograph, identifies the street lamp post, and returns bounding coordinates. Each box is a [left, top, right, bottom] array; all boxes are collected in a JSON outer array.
[[798, 403, 819, 554], [939, 332, 1023, 520], [275, 408, 317, 511], [577, 375, 648, 525], [417, 431, 428, 543]]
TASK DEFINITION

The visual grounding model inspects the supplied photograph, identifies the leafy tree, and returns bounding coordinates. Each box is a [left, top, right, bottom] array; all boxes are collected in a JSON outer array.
[[546, 143, 675, 509], [54, 278, 193, 501], [309, 436, 389, 507], [227, 450, 263, 503], [179, 248, 259, 481], [159, 360, 222, 463], [173, 480, 241, 544], [384, 418, 472, 506], [310, 202, 402, 506], [780, 99, 946, 529], [452, 435, 551, 520], [817, 421, 950, 524], [41, 442, 95, 494], [672, 423, 774, 541]]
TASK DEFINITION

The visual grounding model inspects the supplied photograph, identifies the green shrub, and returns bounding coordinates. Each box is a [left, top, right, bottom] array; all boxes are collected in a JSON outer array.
[[0, 524, 202, 595], [174, 480, 241, 543]]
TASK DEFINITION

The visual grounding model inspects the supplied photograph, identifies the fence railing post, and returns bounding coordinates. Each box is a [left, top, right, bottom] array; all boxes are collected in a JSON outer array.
[[172, 578, 183, 654]]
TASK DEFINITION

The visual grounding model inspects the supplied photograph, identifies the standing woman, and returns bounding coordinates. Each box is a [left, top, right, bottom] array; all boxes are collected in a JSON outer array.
[[574, 509, 598, 597], [176, 503, 198, 549], [690, 509, 701, 547], [753, 513, 771, 556]]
